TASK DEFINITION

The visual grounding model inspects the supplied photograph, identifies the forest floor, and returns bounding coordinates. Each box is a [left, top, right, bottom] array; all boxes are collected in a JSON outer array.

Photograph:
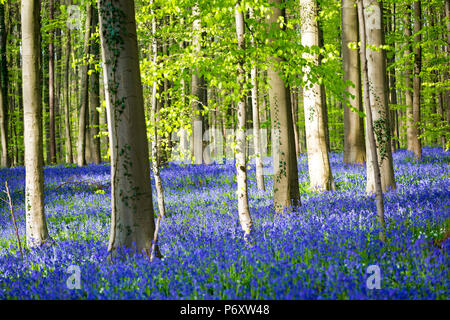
[[0, 148, 448, 299]]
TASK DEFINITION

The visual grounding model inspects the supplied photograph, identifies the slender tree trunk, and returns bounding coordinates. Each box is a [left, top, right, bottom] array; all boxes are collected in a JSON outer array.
[[77, 4, 92, 166], [55, 25, 62, 163], [357, 0, 386, 242], [235, 1, 253, 239], [411, 0, 422, 159], [192, 3, 205, 165], [150, 0, 166, 220], [386, 3, 398, 153], [298, 86, 306, 153], [13, 13, 23, 165], [362, 0, 396, 194], [249, 7, 265, 191], [64, 18, 73, 163], [267, 0, 301, 212], [433, 13, 446, 149], [445, 0, 450, 136], [210, 88, 217, 159], [179, 33, 189, 161], [159, 28, 174, 165], [317, 17, 331, 154], [99, 0, 159, 257], [291, 88, 300, 157], [48, 0, 56, 164], [300, 0, 335, 191], [0, 4, 9, 167], [342, 0, 366, 165], [90, 6, 101, 164], [42, 30, 50, 165], [404, 5, 415, 153], [22, 0, 50, 247]]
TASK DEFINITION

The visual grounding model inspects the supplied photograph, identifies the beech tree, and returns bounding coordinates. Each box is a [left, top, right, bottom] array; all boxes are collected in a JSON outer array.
[[249, 7, 265, 192], [0, 3, 8, 168], [404, 4, 414, 154], [300, 0, 335, 191], [234, 1, 253, 239], [411, 0, 422, 159], [267, 0, 301, 212], [191, 3, 207, 165], [89, 6, 101, 164], [446, 0, 450, 135], [64, 0, 73, 164], [99, 0, 159, 256], [49, 0, 57, 164], [386, 2, 399, 153], [342, 0, 366, 165], [362, 0, 396, 194], [77, 4, 93, 167], [149, 0, 166, 222], [357, 0, 386, 242], [22, 0, 50, 247]]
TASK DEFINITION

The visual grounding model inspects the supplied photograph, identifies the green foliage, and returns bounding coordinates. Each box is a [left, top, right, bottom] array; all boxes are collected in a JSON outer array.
[[1, 0, 449, 166]]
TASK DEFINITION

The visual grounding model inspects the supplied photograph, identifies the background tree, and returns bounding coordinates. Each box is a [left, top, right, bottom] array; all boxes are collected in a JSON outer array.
[[89, 5, 101, 164], [342, 0, 366, 165], [48, 0, 57, 164], [77, 3, 92, 167], [404, 4, 414, 153], [22, 0, 50, 247], [411, 0, 422, 159], [191, 3, 207, 165], [0, 3, 9, 168], [63, 0, 73, 164]]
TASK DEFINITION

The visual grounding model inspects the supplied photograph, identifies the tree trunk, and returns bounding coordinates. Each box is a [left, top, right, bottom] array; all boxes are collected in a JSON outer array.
[[357, 0, 386, 242], [317, 16, 331, 154], [445, 0, 450, 137], [0, 3, 9, 167], [300, 0, 335, 191], [249, 7, 265, 191], [90, 6, 101, 164], [411, 0, 422, 159], [149, 0, 166, 221], [386, 3, 398, 153], [179, 34, 189, 161], [191, 3, 206, 165], [42, 31, 50, 165], [433, 13, 446, 149], [298, 86, 306, 153], [99, 0, 159, 257], [13, 13, 23, 165], [55, 25, 62, 163], [48, 0, 56, 164], [291, 88, 300, 157], [362, 0, 396, 194], [77, 4, 92, 167], [22, 0, 50, 247], [235, 1, 253, 239], [64, 14, 73, 164], [267, 0, 301, 212], [404, 5, 414, 153], [342, 0, 366, 165]]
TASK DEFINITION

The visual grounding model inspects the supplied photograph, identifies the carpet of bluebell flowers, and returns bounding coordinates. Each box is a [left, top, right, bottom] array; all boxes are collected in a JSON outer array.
[[0, 148, 448, 299]]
